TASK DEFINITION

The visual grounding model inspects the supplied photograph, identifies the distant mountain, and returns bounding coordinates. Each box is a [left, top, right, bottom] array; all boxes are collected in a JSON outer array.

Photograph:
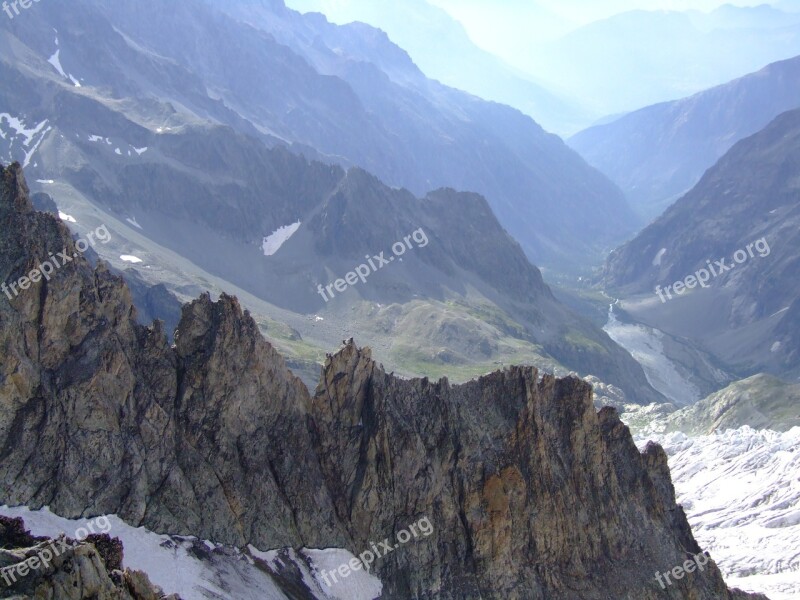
[[570, 55, 800, 219], [0, 0, 663, 399], [525, 5, 800, 118], [603, 108, 800, 382], [0, 117, 660, 402], [0, 0, 636, 270], [687, 3, 800, 31], [282, 0, 587, 134], [196, 0, 637, 267]]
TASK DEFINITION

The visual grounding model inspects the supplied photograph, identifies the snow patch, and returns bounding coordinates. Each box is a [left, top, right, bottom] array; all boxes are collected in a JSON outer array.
[[652, 247, 667, 267], [771, 341, 782, 353], [133, 146, 148, 155], [47, 49, 67, 79], [0, 507, 296, 600], [126, 217, 143, 230], [48, 40, 81, 87], [58, 211, 77, 223], [262, 221, 301, 256], [304, 548, 383, 600], [0, 114, 51, 167], [120, 255, 143, 264]]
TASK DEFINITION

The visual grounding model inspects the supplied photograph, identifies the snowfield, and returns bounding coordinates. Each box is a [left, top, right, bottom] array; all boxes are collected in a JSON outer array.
[[262, 221, 301, 256], [0, 506, 382, 600], [0, 113, 51, 167], [638, 426, 800, 600]]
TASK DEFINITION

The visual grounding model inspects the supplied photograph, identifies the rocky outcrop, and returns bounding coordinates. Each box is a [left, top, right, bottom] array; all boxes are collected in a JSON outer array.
[[0, 163, 346, 550], [0, 162, 768, 598], [0, 516, 176, 599], [310, 344, 766, 599]]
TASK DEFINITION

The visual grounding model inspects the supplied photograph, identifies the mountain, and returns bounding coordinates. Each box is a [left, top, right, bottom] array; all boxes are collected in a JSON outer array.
[[602, 108, 800, 383], [282, 0, 587, 134], [0, 0, 661, 402], [0, 89, 660, 399], [569, 54, 800, 219], [524, 6, 800, 118], [0, 163, 767, 599], [0, 0, 635, 269], [663, 374, 800, 435]]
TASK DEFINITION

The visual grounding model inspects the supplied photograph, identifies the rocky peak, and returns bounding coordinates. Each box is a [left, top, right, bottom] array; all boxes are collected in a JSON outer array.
[[310, 339, 766, 598]]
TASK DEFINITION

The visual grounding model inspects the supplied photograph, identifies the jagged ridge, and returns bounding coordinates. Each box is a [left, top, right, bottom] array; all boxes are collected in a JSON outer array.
[[0, 163, 767, 599]]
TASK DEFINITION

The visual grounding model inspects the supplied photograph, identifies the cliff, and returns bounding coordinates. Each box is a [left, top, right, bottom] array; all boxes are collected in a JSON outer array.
[[0, 163, 766, 598]]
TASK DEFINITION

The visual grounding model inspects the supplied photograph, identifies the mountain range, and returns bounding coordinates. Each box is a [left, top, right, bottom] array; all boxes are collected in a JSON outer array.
[[0, 0, 635, 269], [570, 54, 800, 219], [0, 1, 796, 598], [0, 0, 660, 402], [283, 0, 587, 134], [523, 4, 800, 118], [603, 107, 800, 385]]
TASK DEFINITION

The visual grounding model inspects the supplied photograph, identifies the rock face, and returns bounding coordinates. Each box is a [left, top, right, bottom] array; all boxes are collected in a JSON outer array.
[[311, 344, 766, 599], [0, 516, 176, 599], [0, 163, 346, 550], [0, 163, 768, 598]]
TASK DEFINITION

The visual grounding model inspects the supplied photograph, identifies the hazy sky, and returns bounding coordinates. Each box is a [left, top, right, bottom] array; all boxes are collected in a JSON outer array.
[[426, 0, 787, 53]]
